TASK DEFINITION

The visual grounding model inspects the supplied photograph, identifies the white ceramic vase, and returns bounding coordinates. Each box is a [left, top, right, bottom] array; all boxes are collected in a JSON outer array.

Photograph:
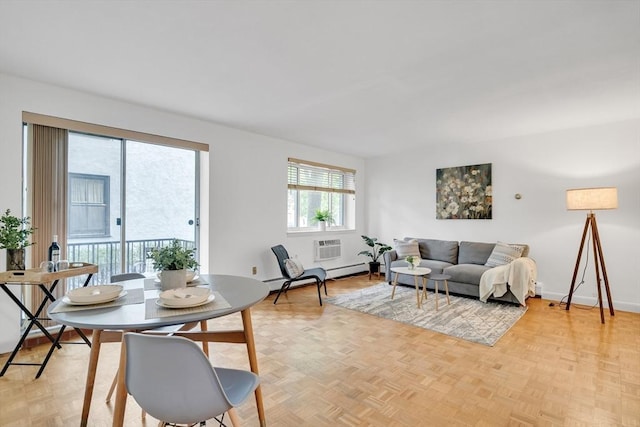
[[160, 269, 187, 290], [318, 221, 327, 232]]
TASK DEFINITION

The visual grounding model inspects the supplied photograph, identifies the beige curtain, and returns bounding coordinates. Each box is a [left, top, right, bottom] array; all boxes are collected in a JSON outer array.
[[29, 124, 68, 326]]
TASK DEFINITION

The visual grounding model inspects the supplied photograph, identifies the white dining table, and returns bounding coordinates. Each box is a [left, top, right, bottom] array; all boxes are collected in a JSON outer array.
[[47, 274, 269, 427]]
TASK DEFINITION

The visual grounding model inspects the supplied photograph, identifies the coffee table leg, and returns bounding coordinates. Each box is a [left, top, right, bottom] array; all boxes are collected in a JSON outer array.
[[435, 280, 439, 311], [444, 279, 450, 306], [391, 272, 399, 300], [414, 276, 421, 308]]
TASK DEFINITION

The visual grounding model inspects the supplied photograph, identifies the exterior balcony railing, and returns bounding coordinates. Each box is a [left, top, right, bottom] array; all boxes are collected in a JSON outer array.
[[19, 238, 196, 329], [66, 237, 195, 289]]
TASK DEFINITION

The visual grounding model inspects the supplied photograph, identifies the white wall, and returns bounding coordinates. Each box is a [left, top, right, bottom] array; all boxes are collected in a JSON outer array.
[[365, 119, 640, 312], [0, 72, 366, 352]]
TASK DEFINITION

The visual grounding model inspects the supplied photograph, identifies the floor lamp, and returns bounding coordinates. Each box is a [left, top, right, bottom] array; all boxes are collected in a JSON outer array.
[[565, 187, 617, 324]]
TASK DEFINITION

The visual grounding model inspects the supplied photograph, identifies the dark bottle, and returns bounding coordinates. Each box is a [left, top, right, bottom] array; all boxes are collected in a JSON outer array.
[[48, 235, 60, 271]]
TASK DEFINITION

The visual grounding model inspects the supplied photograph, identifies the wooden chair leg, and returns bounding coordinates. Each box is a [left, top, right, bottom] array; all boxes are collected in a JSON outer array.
[[228, 407, 241, 427], [106, 371, 118, 402]]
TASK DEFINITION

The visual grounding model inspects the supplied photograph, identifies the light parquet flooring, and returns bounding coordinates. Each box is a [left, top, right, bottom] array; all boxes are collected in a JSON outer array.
[[0, 274, 638, 426]]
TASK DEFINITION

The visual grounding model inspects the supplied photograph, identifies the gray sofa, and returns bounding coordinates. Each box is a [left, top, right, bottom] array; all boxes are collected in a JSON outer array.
[[383, 238, 530, 304]]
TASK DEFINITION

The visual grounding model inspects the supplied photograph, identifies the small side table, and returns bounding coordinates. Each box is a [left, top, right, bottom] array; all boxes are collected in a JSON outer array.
[[0, 263, 97, 378], [423, 273, 451, 311], [390, 266, 432, 308]]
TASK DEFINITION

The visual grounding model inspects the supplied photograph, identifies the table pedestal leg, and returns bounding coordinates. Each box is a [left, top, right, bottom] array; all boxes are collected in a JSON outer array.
[[81, 329, 102, 427], [241, 309, 266, 426], [112, 335, 128, 427]]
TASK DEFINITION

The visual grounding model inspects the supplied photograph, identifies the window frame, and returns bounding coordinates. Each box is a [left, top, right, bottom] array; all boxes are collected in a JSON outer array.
[[68, 172, 111, 238], [287, 158, 356, 232]]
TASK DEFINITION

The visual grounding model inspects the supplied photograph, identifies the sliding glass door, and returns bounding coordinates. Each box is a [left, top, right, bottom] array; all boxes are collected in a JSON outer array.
[[67, 133, 199, 284]]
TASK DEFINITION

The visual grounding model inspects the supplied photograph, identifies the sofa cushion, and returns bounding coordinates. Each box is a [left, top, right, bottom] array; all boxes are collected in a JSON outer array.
[[485, 242, 525, 267], [394, 239, 421, 259], [410, 238, 458, 264], [458, 241, 495, 265], [444, 264, 491, 286], [510, 244, 529, 258]]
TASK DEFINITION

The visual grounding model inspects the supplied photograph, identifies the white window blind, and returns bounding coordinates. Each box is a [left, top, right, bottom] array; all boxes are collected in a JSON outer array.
[[287, 158, 356, 194]]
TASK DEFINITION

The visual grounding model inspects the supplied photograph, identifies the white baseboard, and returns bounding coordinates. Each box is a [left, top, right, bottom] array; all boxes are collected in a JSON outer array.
[[543, 291, 640, 313]]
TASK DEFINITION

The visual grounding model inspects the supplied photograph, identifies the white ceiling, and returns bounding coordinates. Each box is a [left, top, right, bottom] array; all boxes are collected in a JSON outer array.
[[1, 0, 638, 158]]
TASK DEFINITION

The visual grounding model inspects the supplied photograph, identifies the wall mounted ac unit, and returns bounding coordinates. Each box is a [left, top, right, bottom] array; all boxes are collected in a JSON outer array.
[[314, 239, 341, 261]]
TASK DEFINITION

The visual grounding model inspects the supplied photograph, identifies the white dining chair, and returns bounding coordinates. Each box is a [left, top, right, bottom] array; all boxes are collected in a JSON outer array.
[[124, 332, 260, 426], [105, 273, 209, 415]]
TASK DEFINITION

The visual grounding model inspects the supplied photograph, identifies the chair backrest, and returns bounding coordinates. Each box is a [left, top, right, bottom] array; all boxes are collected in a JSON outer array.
[[110, 272, 145, 282], [271, 245, 291, 278], [124, 333, 231, 424]]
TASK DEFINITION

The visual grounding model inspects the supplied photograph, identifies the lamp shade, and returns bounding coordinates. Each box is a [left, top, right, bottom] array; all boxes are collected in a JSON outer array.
[[566, 187, 618, 210]]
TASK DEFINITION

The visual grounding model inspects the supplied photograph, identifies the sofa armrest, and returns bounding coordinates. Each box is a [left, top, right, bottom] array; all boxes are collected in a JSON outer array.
[[384, 250, 398, 282]]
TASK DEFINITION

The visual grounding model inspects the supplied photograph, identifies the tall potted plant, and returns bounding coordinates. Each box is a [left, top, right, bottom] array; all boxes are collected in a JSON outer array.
[[0, 209, 36, 270], [357, 235, 392, 277], [148, 239, 199, 290]]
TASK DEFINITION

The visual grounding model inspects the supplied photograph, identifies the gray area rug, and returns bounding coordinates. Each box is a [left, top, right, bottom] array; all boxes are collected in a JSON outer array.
[[326, 283, 527, 346]]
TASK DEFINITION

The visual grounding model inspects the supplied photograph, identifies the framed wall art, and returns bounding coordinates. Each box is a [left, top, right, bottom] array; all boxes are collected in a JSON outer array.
[[436, 163, 492, 219]]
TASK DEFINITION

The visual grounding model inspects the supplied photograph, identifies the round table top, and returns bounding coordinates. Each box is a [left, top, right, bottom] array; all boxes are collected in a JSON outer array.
[[390, 266, 432, 276], [47, 274, 269, 331]]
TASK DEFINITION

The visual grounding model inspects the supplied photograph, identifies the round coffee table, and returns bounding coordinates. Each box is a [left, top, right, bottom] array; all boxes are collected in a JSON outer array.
[[390, 266, 432, 308]]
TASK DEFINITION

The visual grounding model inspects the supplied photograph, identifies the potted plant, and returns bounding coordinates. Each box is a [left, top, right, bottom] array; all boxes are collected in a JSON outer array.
[[0, 209, 36, 270], [357, 235, 392, 278], [312, 209, 333, 231], [148, 239, 199, 290]]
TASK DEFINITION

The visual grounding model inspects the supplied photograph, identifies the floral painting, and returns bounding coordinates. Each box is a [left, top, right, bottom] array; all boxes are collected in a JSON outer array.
[[436, 163, 492, 219]]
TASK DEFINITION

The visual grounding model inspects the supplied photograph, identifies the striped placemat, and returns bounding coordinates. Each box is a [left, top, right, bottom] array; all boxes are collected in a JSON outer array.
[[145, 291, 231, 319], [51, 288, 144, 313]]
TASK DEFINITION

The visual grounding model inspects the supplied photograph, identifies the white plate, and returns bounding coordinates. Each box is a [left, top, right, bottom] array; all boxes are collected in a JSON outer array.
[[159, 287, 210, 307], [66, 284, 124, 304], [155, 294, 215, 309], [62, 290, 127, 306]]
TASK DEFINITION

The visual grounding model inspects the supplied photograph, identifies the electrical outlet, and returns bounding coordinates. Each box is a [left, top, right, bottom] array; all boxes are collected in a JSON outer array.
[[252, 266, 257, 275]]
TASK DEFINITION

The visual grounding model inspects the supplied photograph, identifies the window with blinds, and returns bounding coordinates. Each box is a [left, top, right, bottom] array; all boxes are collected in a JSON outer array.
[[287, 158, 356, 231]]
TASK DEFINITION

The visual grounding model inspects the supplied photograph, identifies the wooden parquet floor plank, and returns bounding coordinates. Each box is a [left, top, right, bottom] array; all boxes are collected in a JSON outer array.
[[0, 274, 639, 426]]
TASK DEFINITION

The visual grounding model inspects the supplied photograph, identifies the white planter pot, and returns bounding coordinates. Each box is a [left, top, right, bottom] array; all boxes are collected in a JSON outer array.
[[160, 269, 187, 290], [318, 221, 327, 232]]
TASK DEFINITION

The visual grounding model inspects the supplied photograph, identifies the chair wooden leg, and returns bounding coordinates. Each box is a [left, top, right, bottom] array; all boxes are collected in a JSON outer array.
[[227, 407, 242, 427], [106, 370, 118, 403]]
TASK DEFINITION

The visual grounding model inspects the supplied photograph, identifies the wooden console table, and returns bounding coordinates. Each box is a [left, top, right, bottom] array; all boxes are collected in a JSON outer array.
[[0, 263, 98, 378]]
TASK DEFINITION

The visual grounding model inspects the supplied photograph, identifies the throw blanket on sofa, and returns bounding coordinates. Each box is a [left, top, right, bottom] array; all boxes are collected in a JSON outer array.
[[479, 257, 537, 305]]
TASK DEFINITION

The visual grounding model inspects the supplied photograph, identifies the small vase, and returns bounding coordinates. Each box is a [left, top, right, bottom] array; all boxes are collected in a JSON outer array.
[[6, 248, 26, 270], [407, 263, 416, 270], [318, 221, 327, 232], [160, 269, 187, 290]]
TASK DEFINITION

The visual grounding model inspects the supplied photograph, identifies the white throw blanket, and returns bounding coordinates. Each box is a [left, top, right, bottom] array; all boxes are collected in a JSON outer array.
[[479, 257, 537, 305]]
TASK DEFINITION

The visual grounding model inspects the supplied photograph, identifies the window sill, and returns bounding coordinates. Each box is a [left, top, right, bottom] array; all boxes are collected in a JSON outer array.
[[287, 228, 356, 237]]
